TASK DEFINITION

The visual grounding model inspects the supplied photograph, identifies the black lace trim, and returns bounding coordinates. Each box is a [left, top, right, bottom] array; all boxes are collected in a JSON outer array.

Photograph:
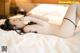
[[64, 18, 77, 28]]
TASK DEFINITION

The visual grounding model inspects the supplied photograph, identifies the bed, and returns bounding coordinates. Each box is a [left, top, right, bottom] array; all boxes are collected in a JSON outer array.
[[0, 29, 80, 53], [0, 4, 80, 53]]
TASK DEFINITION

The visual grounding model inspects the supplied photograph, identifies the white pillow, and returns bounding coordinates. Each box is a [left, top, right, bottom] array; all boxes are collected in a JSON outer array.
[[27, 4, 69, 25]]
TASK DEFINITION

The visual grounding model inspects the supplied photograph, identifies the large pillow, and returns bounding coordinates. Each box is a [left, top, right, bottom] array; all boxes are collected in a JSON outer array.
[[27, 4, 69, 25]]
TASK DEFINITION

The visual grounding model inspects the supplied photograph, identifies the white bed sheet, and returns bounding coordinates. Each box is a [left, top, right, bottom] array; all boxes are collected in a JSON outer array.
[[0, 29, 80, 53]]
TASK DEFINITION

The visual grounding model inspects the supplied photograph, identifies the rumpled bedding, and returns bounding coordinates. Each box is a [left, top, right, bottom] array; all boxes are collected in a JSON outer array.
[[0, 29, 80, 53], [0, 4, 80, 53]]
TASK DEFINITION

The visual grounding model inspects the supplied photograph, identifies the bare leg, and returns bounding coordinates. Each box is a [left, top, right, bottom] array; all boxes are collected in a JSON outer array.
[[77, 4, 80, 19], [76, 4, 80, 24], [75, 4, 80, 32], [58, 4, 77, 38]]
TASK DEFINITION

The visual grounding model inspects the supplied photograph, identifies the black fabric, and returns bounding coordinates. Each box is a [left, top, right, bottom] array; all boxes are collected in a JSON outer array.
[[18, 11, 27, 16], [27, 21, 37, 25], [20, 21, 37, 33], [64, 18, 77, 28]]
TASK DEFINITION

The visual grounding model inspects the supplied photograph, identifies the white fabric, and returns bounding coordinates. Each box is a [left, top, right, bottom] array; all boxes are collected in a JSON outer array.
[[27, 4, 69, 25], [0, 31, 80, 53], [0, 4, 80, 53]]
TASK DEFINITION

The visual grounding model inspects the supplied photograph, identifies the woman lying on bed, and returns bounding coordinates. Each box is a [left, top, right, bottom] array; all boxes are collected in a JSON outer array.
[[0, 14, 53, 35], [0, 5, 79, 38], [0, 4, 80, 53]]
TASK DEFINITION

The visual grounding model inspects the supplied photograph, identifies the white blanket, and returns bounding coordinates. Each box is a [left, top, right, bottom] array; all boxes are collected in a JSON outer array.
[[0, 29, 80, 53]]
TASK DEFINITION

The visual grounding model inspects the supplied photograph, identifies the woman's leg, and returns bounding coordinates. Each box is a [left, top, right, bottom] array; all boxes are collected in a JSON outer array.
[[77, 4, 80, 19], [58, 4, 77, 38], [76, 4, 80, 24], [75, 4, 80, 32]]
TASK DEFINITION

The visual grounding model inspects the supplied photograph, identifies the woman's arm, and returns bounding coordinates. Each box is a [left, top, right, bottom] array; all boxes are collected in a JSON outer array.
[[58, 5, 77, 38], [24, 16, 49, 26]]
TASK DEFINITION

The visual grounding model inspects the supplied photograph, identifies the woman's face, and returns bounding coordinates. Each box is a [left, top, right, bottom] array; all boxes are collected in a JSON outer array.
[[8, 14, 27, 28], [9, 18, 26, 28]]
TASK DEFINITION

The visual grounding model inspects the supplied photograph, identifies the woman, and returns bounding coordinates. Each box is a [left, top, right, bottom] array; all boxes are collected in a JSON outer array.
[[57, 4, 77, 38], [0, 4, 80, 53], [8, 5, 78, 37], [8, 14, 53, 35], [7, 5, 80, 53]]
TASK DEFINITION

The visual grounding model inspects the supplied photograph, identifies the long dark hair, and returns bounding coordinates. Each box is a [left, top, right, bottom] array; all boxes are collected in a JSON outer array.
[[0, 19, 25, 35], [0, 19, 14, 31], [0, 18, 38, 35]]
